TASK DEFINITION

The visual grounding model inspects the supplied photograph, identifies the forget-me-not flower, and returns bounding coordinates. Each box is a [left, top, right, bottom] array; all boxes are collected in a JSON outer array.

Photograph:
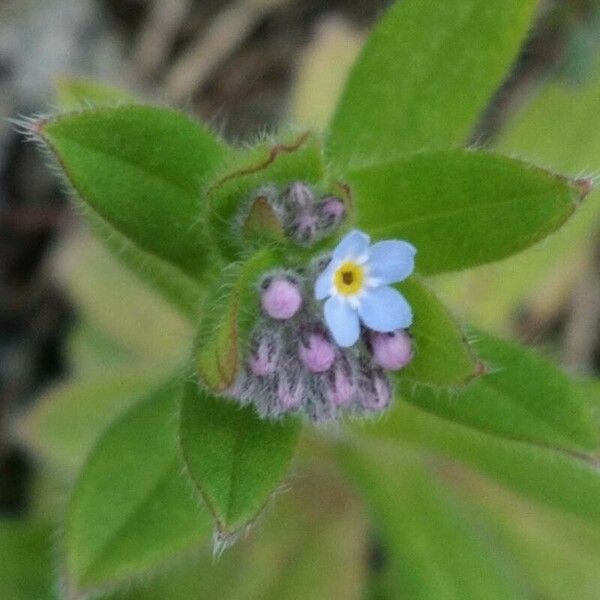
[[315, 230, 416, 347]]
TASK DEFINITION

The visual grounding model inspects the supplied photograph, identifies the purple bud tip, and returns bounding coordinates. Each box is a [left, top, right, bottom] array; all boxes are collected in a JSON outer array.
[[277, 376, 304, 410], [319, 197, 345, 223], [299, 333, 336, 373], [574, 177, 593, 198], [286, 182, 314, 211], [293, 213, 318, 242], [369, 329, 413, 371], [372, 375, 391, 409], [327, 365, 354, 406], [261, 278, 302, 320], [249, 333, 279, 376]]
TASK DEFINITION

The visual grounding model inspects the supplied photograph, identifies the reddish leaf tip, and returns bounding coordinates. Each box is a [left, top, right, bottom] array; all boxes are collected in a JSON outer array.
[[573, 177, 594, 199], [464, 360, 488, 384]]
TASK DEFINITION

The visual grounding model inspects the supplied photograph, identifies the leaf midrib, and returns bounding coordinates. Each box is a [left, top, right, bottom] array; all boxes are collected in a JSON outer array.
[[76, 458, 187, 587], [368, 191, 570, 235], [406, 378, 591, 455]]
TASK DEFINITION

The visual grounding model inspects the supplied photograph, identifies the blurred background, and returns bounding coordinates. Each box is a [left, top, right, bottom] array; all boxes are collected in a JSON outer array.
[[2, 0, 600, 598]]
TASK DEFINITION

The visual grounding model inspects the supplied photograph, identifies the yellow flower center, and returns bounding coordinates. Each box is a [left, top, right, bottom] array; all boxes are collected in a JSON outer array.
[[334, 261, 365, 296]]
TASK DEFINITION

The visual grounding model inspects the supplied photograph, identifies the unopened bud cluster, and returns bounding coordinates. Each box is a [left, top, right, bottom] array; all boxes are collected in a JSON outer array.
[[247, 181, 346, 246], [228, 267, 413, 422]]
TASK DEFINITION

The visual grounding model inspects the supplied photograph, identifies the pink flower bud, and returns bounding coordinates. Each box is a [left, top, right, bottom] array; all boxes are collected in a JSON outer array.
[[261, 277, 302, 320], [317, 196, 346, 228], [360, 372, 391, 411], [371, 375, 391, 409], [286, 182, 314, 211], [248, 332, 280, 376], [293, 213, 318, 243], [369, 329, 412, 371], [299, 332, 336, 373], [277, 375, 304, 410], [326, 364, 354, 406]]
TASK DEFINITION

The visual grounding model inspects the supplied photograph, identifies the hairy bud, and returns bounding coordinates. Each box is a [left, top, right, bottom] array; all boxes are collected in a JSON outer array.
[[277, 374, 304, 411], [299, 331, 336, 373], [249, 331, 280, 376], [316, 196, 346, 230], [363, 371, 392, 411], [325, 362, 354, 406], [285, 181, 314, 212], [260, 276, 302, 320], [369, 329, 413, 371]]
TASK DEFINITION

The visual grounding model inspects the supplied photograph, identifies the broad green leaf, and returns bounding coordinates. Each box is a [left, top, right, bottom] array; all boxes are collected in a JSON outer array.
[[434, 59, 600, 332], [0, 520, 56, 600], [400, 331, 597, 452], [37, 105, 232, 281], [397, 278, 480, 386], [19, 368, 165, 474], [346, 149, 587, 273], [65, 379, 211, 595], [180, 378, 301, 534], [357, 399, 600, 523], [471, 333, 597, 449], [196, 248, 281, 392], [53, 81, 202, 317], [56, 77, 137, 110], [326, 0, 538, 169], [340, 445, 529, 600]]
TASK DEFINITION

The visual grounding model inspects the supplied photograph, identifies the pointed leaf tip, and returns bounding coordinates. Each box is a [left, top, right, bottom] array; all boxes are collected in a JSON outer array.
[[573, 177, 594, 200], [180, 379, 301, 535]]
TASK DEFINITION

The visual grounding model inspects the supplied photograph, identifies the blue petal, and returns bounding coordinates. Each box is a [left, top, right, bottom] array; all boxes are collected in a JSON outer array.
[[333, 230, 370, 261], [358, 286, 412, 332], [315, 260, 337, 300], [324, 296, 360, 347], [368, 240, 416, 284]]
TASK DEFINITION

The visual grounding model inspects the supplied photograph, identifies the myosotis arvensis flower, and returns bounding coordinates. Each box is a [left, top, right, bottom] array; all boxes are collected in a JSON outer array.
[[221, 182, 416, 422]]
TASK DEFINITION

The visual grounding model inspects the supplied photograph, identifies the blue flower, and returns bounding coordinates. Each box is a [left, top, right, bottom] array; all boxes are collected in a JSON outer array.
[[315, 230, 416, 347]]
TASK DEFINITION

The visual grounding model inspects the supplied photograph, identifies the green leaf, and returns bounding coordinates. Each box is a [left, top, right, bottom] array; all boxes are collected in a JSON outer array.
[[340, 445, 529, 600], [64, 379, 211, 595], [400, 331, 598, 453], [180, 378, 301, 535], [326, 0, 538, 169], [53, 80, 203, 318], [357, 398, 600, 524], [398, 278, 480, 386], [346, 149, 587, 273], [19, 368, 165, 474], [498, 58, 600, 175], [433, 59, 600, 333], [36, 106, 233, 281], [56, 77, 137, 110], [196, 248, 281, 392], [0, 520, 56, 600], [472, 333, 598, 449]]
